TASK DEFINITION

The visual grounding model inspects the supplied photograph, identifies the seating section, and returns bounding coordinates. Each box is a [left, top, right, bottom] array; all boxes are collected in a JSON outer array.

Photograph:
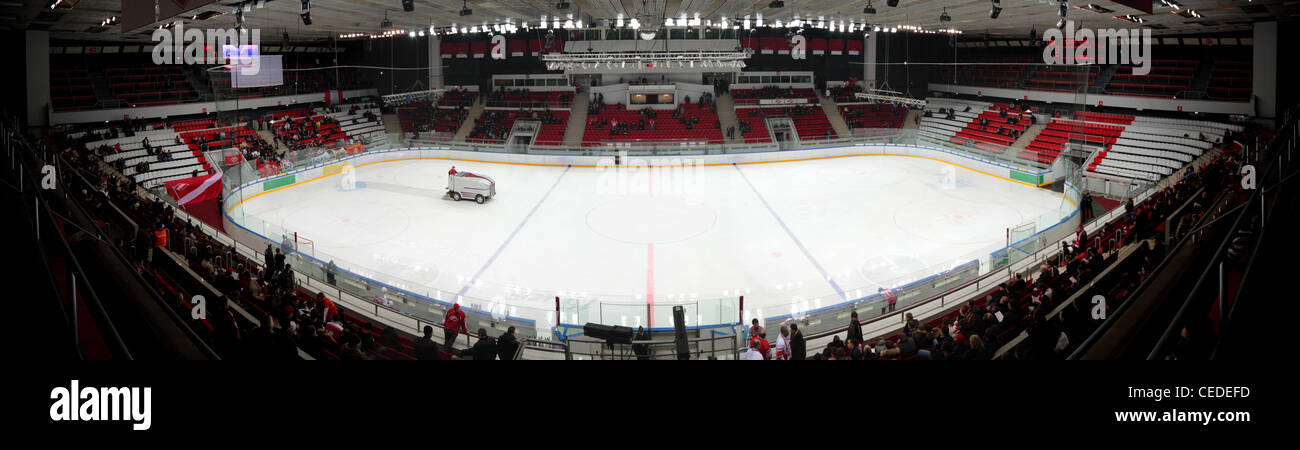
[[953, 104, 1032, 151], [263, 104, 385, 149], [398, 101, 467, 134], [332, 106, 385, 146], [730, 86, 818, 105], [437, 88, 477, 107], [957, 58, 1033, 88], [1208, 60, 1251, 101], [485, 89, 573, 108], [735, 105, 836, 141], [583, 104, 721, 146], [1090, 116, 1233, 182], [838, 103, 907, 129], [98, 128, 214, 188], [828, 84, 864, 103], [1105, 59, 1197, 98], [531, 110, 570, 146], [1021, 118, 1123, 165], [1026, 68, 1098, 92], [231, 65, 371, 100], [735, 109, 772, 143], [470, 109, 569, 144], [50, 68, 97, 111], [916, 99, 989, 144], [271, 111, 345, 149], [171, 119, 217, 132], [917, 99, 1031, 154], [104, 66, 197, 107], [1016, 111, 1239, 182]]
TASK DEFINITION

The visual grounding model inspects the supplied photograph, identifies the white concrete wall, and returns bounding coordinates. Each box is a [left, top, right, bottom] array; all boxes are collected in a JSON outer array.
[[50, 88, 380, 125], [26, 30, 50, 128], [929, 83, 1254, 115], [1253, 22, 1277, 121]]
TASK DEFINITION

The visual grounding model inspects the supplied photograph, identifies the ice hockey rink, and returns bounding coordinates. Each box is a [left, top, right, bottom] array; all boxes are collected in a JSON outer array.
[[230, 152, 1065, 327]]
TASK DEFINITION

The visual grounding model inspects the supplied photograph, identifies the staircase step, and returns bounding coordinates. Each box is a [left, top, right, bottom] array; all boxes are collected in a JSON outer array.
[[816, 91, 851, 138], [562, 92, 589, 147], [452, 96, 486, 142], [715, 92, 742, 144]]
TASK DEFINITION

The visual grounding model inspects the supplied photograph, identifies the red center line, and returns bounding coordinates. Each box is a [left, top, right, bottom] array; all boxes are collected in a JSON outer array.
[[646, 163, 654, 329]]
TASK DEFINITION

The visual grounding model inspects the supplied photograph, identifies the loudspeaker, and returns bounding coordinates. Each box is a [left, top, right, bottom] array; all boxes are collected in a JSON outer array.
[[673, 306, 689, 359], [583, 323, 633, 344]]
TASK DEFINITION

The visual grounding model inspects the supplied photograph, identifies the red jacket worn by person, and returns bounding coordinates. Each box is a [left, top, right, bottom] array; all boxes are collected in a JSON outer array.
[[752, 336, 771, 360], [319, 294, 338, 322], [444, 304, 468, 334]]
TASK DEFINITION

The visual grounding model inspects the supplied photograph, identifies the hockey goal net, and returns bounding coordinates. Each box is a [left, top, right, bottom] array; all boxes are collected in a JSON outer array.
[[1007, 222, 1042, 264], [294, 233, 315, 259]]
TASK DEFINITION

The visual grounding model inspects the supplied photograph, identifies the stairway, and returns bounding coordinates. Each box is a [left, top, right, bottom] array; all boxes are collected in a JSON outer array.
[[381, 113, 404, 135], [816, 91, 852, 138], [88, 70, 113, 107], [1011, 123, 1046, 150], [1190, 59, 1216, 95], [1092, 64, 1119, 94], [715, 92, 742, 144], [185, 66, 212, 97], [451, 97, 486, 142], [561, 92, 589, 147], [1016, 64, 1036, 87], [902, 109, 921, 130]]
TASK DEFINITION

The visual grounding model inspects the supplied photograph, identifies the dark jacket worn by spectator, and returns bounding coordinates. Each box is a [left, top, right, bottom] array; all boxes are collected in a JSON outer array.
[[496, 328, 519, 361], [460, 329, 498, 360], [789, 327, 807, 360]]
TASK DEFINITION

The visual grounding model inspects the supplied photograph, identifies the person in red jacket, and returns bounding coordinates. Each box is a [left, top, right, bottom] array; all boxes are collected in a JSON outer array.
[[318, 292, 338, 323], [443, 303, 468, 348], [751, 332, 771, 360]]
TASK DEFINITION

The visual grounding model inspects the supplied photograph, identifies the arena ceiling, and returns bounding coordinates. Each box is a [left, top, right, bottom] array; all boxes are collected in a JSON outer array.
[[6, 0, 1295, 43]]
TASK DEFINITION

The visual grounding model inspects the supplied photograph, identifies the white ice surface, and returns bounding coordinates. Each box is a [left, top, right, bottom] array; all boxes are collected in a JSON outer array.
[[232, 154, 1065, 327]]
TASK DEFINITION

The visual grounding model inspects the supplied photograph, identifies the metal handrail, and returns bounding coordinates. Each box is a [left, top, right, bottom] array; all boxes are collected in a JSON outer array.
[[1145, 117, 1296, 359], [7, 127, 134, 359]]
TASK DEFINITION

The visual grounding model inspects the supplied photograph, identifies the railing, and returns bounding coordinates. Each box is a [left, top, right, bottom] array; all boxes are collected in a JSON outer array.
[[561, 334, 739, 360], [1145, 108, 1297, 360], [4, 128, 133, 359], [1063, 146, 1243, 359]]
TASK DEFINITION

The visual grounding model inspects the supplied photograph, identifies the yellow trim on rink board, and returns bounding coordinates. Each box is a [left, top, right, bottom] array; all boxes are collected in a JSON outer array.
[[227, 153, 1061, 214]]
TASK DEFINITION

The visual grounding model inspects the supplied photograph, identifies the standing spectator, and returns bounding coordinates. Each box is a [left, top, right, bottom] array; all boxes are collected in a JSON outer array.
[[633, 326, 651, 360], [269, 248, 282, 275], [881, 287, 897, 312], [789, 323, 806, 360], [749, 318, 764, 339], [775, 325, 790, 360], [443, 303, 468, 348], [847, 311, 863, 344], [497, 326, 519, 360]]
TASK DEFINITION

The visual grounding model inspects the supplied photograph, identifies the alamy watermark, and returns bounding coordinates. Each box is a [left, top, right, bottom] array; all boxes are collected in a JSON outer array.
[[151, 22, 261, 76], [49, 380, 152, 431], [595, 151, 706, 196], [1042, 20, 1152, 76]]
